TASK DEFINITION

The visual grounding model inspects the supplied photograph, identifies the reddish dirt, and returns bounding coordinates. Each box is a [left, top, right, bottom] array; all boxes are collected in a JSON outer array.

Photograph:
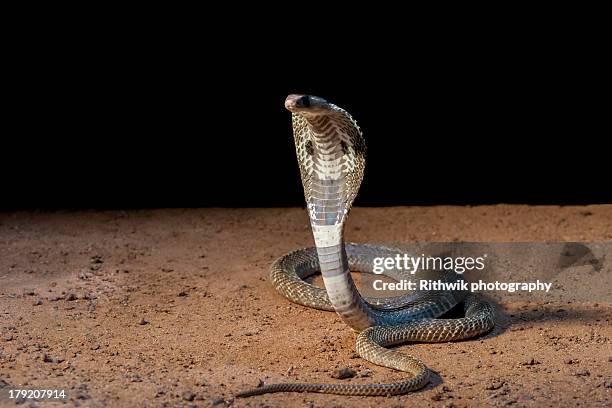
[[0, 206, 610, 407]]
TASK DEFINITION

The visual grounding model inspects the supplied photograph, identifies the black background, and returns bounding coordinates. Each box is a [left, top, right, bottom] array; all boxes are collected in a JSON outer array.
[[3, 34, 609, 210]]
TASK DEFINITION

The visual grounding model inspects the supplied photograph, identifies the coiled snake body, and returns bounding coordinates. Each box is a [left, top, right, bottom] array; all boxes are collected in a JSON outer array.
[[236, 95, 495, 397]]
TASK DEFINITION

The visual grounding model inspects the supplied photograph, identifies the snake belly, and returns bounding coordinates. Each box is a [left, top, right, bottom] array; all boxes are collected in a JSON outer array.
[[236, 95, 495, 397]]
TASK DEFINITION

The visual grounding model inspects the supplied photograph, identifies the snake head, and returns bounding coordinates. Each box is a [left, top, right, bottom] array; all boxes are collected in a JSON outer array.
[[285, 94, 333, 115]]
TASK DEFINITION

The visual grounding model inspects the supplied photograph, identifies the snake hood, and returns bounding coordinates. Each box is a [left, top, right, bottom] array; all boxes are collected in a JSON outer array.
[[285, 94, 375, 330], [285, 94, 366, 227]]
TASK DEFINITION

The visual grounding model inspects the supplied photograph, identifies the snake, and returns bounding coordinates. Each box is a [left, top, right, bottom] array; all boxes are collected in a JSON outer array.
[[235, 95, 495, 397]]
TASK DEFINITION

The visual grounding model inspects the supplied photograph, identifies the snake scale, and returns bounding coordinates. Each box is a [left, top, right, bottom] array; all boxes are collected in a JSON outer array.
[[236, 95, 495, 397]]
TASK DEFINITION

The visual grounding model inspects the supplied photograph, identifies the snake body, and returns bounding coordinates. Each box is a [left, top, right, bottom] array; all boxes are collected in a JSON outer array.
[[236, 95, 495, 397]]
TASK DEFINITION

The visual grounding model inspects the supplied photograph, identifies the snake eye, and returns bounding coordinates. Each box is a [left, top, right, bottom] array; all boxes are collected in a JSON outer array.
[[296, 96, 311, 108]]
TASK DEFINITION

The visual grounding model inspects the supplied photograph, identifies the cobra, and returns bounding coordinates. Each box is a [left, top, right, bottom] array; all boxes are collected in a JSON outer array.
[[236, 95, 495, 397]]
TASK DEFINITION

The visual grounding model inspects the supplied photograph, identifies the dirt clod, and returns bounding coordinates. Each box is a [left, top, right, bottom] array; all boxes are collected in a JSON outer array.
[[331, 367, 356, 379], [42, 354, 64, 364]]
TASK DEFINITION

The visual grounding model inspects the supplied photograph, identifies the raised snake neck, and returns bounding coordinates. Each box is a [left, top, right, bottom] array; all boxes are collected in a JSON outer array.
[[236, 95, 495, 397]]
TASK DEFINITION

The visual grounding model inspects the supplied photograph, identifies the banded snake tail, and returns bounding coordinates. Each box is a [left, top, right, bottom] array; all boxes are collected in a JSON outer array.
[[236, 95, 495, 397]]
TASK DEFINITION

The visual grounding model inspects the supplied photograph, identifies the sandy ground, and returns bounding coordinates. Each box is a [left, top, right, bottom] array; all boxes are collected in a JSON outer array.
[[0, 206, 611, 408]]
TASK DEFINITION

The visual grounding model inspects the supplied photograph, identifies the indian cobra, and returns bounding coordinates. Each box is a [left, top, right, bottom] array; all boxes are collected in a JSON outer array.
[[236, 95, 495, 397]]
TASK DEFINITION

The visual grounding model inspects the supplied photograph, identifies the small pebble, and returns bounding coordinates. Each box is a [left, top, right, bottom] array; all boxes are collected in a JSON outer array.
[[182, 391, 195, 401], [65, 293, 78, 301], [358, 369, 373, 378], [485, 379, 505, 390]]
